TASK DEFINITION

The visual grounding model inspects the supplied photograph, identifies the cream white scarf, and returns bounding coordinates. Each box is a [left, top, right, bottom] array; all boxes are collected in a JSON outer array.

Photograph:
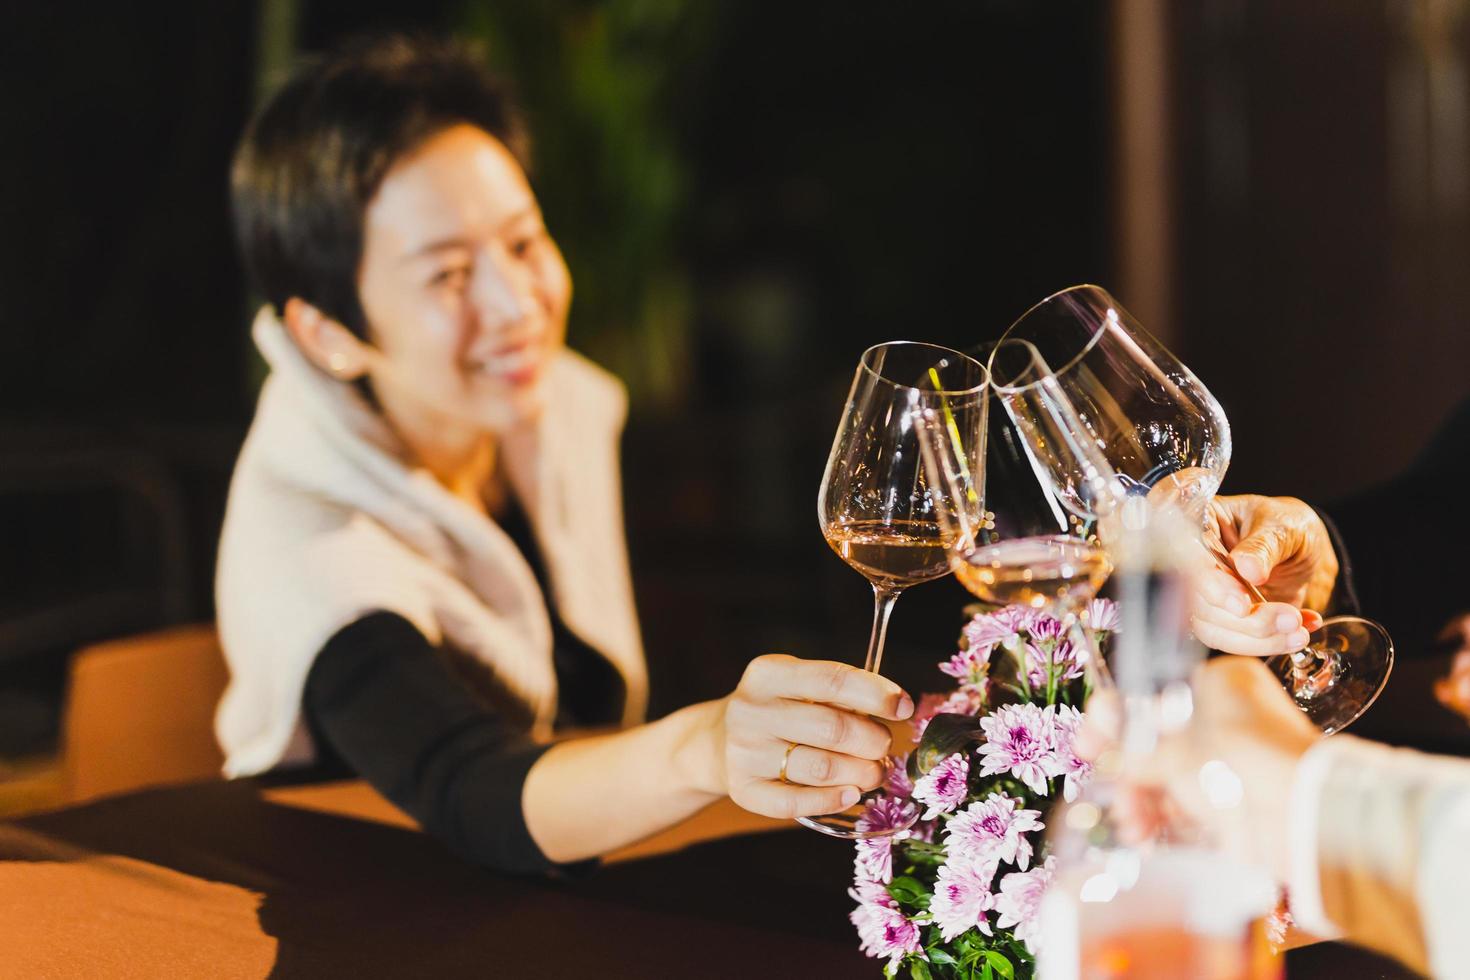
[[214, 307, 647, 777]]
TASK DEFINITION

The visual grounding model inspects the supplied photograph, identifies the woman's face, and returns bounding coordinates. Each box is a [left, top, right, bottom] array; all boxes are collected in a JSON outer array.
[[356, 123, 570, 433]]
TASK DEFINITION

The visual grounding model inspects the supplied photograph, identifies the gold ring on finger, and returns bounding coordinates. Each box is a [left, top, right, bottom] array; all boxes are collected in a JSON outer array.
[[778, 741, 799, 784]]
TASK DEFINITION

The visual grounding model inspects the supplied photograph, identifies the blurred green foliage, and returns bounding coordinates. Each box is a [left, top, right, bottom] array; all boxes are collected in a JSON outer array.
[[458, 0, 718, 411]]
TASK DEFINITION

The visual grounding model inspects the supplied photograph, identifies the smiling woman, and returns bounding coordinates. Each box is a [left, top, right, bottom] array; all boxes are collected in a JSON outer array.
[[214, 34, 916, 875], [349, 125, 570, 438]]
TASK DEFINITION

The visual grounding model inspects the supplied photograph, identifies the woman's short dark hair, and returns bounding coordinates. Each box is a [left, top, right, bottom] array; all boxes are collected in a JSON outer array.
[[231, 34, 527, 337]]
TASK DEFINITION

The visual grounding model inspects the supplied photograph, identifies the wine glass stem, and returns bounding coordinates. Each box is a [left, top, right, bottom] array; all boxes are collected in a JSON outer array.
[[865, 586, 902, 674], [1200, 539, 1267, 605], [1288, 647, 1338, 700]]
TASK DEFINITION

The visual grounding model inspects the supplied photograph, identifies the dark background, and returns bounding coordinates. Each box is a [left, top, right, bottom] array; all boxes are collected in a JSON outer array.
[[2, 0, 1467, 758]]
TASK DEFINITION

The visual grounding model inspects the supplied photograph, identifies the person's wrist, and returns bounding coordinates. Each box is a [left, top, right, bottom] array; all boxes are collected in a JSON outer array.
[[670, 698, 729, 800]]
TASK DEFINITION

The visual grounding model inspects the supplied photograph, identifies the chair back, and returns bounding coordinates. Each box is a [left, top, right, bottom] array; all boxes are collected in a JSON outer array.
[[62, 623, 228, 804]]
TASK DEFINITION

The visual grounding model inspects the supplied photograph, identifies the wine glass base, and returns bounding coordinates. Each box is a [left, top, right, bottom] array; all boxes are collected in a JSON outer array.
[[795, 796, 920, 840], [1266, 616, 1394, 735]]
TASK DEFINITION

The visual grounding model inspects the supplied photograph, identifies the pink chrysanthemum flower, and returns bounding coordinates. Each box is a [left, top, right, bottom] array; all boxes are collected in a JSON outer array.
[[944, 686, 986, 715], [848, 870, 895, 909], [978, 702, 1061, 796], [853, 796, 915, 883], [962, 608, 1027, 652], [929, 858, 997, 941], [944, 792, 1044, 871], [1023, 637, 1085, 689], [993, 604, 1038, 633], [939, 645, 992, 687], [852, 904, 925, 968], [857, 795, 915, 836], [884, 755, 914, 799], [1050, 703, 1093, 802], [854, 837, 893, 884], [1087, 597, 1121, 633], [994, 856, 1056, 952], [849, 902, 889, 958], [1027, 613, 1065, 645], [911, 692, 957, 738], [912, 752, 970, 820]]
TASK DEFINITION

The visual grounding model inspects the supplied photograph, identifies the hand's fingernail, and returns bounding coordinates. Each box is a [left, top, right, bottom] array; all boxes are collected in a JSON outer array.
[[1287, 628, 1310, 650], [896, 694, 914, 719], [1228, 596, 1249, 617], [1276, 612, 1300, 633], [840, 787, 860, 808]]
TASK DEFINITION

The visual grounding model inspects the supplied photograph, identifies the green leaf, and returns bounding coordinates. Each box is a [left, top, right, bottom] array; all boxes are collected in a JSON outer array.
[[983, 950, 1015, 980], [887, 875, 930, 907], [900, 840, 948, 870], [979, 961, 993, 980], [903, 840, 947, 858], [908, 958, 933, 980], [909, 712, 984, 779], [956, 935, 985, 962], [926, 947, 958, 968]]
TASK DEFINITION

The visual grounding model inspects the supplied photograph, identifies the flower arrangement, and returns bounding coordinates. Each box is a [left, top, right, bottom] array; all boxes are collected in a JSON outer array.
[[849, 599, 1119, 979]]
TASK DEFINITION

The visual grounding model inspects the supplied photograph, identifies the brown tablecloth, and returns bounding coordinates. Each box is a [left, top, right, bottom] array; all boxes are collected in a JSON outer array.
[[0, 779, 1422, 978]]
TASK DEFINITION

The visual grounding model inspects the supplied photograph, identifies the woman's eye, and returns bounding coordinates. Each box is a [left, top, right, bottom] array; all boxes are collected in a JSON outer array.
[[430, 266, 471, 289]]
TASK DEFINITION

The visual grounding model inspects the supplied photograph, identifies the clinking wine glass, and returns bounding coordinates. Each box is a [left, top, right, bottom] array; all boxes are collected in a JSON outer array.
[[915, 378, 1117, 698], [813, 341, 988, 839], [988, 284, 1393, 734]]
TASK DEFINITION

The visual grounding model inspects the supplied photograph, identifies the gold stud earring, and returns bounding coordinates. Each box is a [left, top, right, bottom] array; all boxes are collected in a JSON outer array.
[[326, 352, 349, 375]]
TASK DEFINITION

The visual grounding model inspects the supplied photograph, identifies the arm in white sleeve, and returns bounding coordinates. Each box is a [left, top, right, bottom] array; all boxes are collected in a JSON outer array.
[[1288, 734, 1470, 977]]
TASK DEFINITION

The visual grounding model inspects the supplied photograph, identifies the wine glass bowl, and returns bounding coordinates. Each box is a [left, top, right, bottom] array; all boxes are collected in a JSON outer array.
[[942, 397, 1112, 610], [819, 341, 991, 613], [810, 341, 988, 838], [988, 286, 1231, 523], [916, 376, 1116, 691], [952, 535, 1112, 613]]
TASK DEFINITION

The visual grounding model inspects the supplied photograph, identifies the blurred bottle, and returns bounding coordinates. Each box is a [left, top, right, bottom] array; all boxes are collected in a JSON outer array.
[[1038, 512, 1281, 980]]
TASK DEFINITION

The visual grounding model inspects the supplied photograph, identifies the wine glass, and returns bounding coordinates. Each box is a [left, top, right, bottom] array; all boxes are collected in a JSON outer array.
[[989, 284, 1393, 733], [915, 377, 1117, 698], [813, 341, 988, 838]]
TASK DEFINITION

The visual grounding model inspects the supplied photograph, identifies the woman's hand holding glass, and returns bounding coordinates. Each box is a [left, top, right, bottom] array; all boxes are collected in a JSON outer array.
[[1191, 494, 1337, 657], [803, 341, 987, 838], [713, 654, 914, 820]]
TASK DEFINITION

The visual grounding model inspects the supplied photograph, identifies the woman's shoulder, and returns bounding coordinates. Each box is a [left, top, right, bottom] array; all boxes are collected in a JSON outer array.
[[218, 504, 437, 615]]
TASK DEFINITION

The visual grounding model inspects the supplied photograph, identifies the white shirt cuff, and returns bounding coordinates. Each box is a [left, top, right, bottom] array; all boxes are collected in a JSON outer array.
[[1286, 735, 1348, 940]]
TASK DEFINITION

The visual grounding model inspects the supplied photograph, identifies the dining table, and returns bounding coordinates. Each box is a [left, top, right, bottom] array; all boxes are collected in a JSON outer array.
[[0, 777, 1423, 978]]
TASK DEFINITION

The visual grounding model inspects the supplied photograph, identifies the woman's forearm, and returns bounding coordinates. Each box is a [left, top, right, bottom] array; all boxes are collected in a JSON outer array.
[[520, 698, 729, 862], [522, 653, 912, 863]]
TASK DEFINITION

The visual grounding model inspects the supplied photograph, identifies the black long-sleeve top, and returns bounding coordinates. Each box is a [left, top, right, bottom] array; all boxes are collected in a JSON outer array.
[[1323, 396, 1470, 660], [300, 501, 626, 875]]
